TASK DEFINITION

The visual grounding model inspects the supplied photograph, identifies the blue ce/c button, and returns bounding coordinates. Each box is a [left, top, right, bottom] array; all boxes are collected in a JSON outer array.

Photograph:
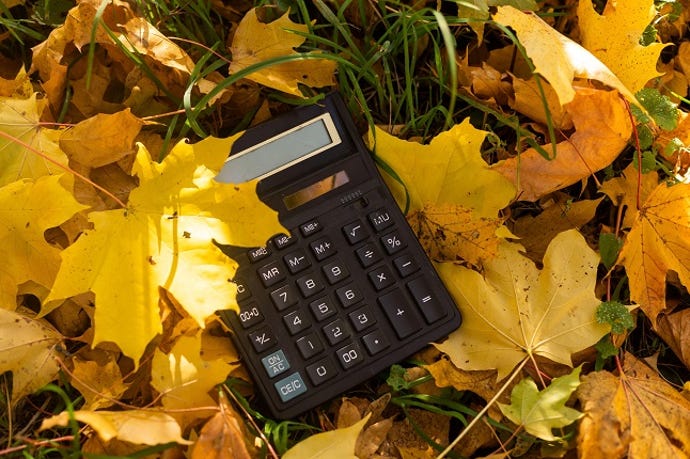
[[274, 372, 307, 402]]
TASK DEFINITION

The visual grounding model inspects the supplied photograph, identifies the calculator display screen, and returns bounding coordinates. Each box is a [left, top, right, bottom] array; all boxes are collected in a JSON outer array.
[[283, 170, 350, 210], [217, 114, 342, 183]]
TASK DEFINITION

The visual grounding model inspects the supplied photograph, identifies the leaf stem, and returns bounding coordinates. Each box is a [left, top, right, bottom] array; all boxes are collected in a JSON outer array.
[[436, 358, 529, 459], [0, 130, 127, 209]]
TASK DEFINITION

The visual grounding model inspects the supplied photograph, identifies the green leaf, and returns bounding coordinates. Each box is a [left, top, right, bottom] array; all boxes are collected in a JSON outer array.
[[282, 414, 370, 459], [599, 233, 624, 269], [635, 88, 678, 131], [498, 367, 583, 441], [596, 301, 635, 334]]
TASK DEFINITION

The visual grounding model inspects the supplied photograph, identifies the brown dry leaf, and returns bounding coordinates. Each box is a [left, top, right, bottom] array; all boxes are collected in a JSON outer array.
[[425, 358, 500, 408], [59, 109, 143, 168], [229, 9, 336, 96], [577, 353, 690, 458], [407, 203, 507, 265], [70, 351, 128, 410], [356, 418, 394, 459], [600, 162, 660, 229], [656, 109, 690, 178], [656, 308, 690, 370], [0, 67, 34, 98], [619, 181, 690, 323], [511, 77, 573, 130], [578, 0, 668, 95], [511, 194, 603, 261], [191, 392, 255, 459], [493, 88, 632, 201], [387, 409, 449, 457]]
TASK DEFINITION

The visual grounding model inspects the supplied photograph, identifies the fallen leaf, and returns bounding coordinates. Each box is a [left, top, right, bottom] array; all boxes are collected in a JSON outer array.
[[191, 391, 255, 459], [282, 414, 370, 459], [578, 0, 668, 94], [0, 94, 67, 187], [40, 409, 191, 446], [511, 76, 573, 130], [0, 308, 62, 402], [229, 9, 337, 96], [577, 353, 690, 458], [0, 67, 34, 98], [600, 162, 659, 230], [59, 109, 143, 168], [435, 230, 609, 380], [407, 203, 507, 265], [425, 358, 499, 406], [0, 175, 87, 308], [493, 88, 633, 201], [619, 181, 690, 323], [492, 6, 636, 106], [151, 331, 236, 430], [45, 136, 284, 364], [656, 308, 690, 370], [499, 367, 582, 441], [70, 352, 127, 410]]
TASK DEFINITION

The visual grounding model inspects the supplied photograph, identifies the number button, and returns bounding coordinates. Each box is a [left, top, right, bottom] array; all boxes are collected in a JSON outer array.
[[296, 332, 324, 359], [368, 265, 395, 291], [306, 357, 338, 386], [348, 306, 376, 332], [336, 284, 363, 308], [336, 343, 364, 370], [310, 236, 336, 260], [342, 220, 367, 244], [322, 259, 349, 284], [309, 297, 337, 322], [296, 274, 325, 298], [283, 310, 311, 335], [248, 326, 276, 353], [368, 208, 394, 231], [237, 302, 263, 328], [257, 260, 286, 287], [283, 249, 311, 274], [270, 284, 298, 311], [323, 318, 350, 345]]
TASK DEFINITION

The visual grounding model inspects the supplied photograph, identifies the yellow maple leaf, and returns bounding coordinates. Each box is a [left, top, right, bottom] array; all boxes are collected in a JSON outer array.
[[0, 308, 62, 402], [619, 181, 690, 323], [493, 88, 632, 201], [151, 332, 237, 430], [229, 9, 337, 96], [0, 175, 87, 308], [45, 136, 285, 364], [577, 353, 690, 458], [40, 409, 191, 446], [492, 6, 636, 106], [282, 414, 370, 459], [600, 162, 659, 229], [578, 0, 668, 94], [0, 94, 67, 187], [435, 230, 609, 380], [70, 351, 128, 410]]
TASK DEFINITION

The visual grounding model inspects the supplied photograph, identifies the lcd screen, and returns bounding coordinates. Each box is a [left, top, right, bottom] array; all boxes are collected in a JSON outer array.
[[216, 114, 341, 183], [283, 170, 350, 210]]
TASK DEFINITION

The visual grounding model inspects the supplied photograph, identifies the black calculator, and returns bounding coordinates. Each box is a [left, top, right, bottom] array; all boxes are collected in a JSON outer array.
[[215, 93, 461, 419]]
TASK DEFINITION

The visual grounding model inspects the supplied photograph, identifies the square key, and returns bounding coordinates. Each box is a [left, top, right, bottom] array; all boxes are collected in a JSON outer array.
[[356, 243, 382, 268], [306, 357, 338, 386], [343, 220, 368, 244], [296, 332, 324, 359], [261, 350, 290, 378], [283, 309, 311, 335], [309, 296, 337, 322], [248, 326, 276, 353], [270, 284, 298, 311], [362, 330, 389, 355], [323, 259, 349, 284], [336, 342, 364, 370], [274, 372, 308, 402], [296, 274, 325, 298]]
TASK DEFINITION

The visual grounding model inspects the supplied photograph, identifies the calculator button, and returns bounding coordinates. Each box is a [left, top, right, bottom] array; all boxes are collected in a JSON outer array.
[[323, 318, 350, 345], [309, 297, 337, 321], [336, 342, 364, 369], [310, 236, 336, 260], [342, 220, 368, 244], [247, 246, 271, 263], [381, 231, 407, 255], [249, 326, 276, 353], [283, 249, 311, 274], [368, 208, 394, 231], [237, 302, 263, 328], [296, 274, 325, 298], [378, 289, 423, 338], [407, 278, 447, 323], [368, 265, 395, 291], [296, 332, 324, 359], [283, 310, 312, 335], [270, 284, 298, 311], [257, 261, 286, 287], [322, 259, 349, 284], [362, 330, 389, 355], [394, 254, 419, 277], [234, 279, 251, 302], [348, 306, 376, 332], [274, 372, 307, 402], [356, 243, 382, 268], [336, 284, 363, 308], [272, 233, 295, 249], [261, 350, 290, 378], [300, 219, 322, 237], [307, 357, 338, 385]]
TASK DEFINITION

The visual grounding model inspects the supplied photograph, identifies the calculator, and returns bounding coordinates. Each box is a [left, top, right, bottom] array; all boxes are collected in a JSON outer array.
[[215, 93, 461, 419]]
